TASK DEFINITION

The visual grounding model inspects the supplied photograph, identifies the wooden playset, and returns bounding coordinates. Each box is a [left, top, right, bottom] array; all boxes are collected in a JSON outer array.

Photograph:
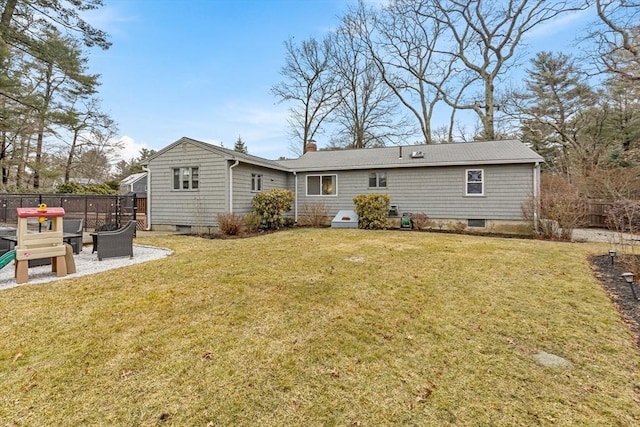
[[14, 205, 76, 284]]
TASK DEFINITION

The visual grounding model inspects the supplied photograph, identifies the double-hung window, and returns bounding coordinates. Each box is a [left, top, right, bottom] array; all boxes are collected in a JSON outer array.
[[307, 174, 337, 196], [251, 173, 263, 192], [368, 172, 387, 188], [173, 167, 199, 190], [465, 169, 483, 196]]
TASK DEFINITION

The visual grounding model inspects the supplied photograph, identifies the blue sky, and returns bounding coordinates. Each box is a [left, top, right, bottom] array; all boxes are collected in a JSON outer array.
[[85, 0, 595, 163]]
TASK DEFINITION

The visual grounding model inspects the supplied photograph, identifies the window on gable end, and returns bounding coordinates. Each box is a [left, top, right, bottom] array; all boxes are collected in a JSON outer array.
[[251, 173, 263, 192], [466, 169, 484, 196], [172, 167, 199, 191]]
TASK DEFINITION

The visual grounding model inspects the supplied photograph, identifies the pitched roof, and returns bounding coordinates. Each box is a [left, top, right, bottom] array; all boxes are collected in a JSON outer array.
[[276, 140, 543, 171], [120, 172, 147, 185], [144, 136, 290, 171], [146, 137, 542, 173]]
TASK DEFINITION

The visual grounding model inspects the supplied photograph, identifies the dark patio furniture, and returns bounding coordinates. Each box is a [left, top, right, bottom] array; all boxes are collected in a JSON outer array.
[[63, 218, 84, 254], [91, 223, 120, 253], [93, 220, 136, 261]]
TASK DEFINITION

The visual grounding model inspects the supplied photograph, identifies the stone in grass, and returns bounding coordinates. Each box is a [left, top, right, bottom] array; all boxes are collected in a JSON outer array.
[[533, 351, 573, 368]]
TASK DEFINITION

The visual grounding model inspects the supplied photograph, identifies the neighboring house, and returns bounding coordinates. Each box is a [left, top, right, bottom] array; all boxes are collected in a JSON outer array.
[[119, 172, 147, 196], [143, 136, 543, 232]]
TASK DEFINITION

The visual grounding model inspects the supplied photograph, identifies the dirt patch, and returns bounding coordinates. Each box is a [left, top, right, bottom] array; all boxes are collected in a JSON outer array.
[[590, 255, 640, 349]]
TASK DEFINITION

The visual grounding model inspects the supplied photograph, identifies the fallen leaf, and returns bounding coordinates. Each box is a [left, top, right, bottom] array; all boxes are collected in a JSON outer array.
[[416, 387, 434, 403]]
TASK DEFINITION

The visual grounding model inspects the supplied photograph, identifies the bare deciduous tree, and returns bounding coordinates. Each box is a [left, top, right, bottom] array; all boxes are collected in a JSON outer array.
[[328, 10, 414, 148], [271, 37, 341, 154], [431, 0, 588, 141], [72, 123, 122, 184], [354, 0, 448, 144], [58, 97, 116, 183], [592, 0, 640, 82]]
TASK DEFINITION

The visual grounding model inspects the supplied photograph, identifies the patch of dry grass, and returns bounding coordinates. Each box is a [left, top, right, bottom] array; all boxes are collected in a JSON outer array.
[[0, 229, 639, 426]]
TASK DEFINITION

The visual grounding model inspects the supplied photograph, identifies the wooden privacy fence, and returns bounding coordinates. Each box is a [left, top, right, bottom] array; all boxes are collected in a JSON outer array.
[[586, 200, 612, 228], [0, 194, 147, 230]]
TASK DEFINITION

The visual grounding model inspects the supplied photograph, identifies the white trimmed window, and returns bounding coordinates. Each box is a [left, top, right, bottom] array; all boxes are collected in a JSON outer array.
[[368, 172, 387, 188], [251, 174, 263, 192], [466, 169, 483, 195], [307, 175, 337, 196], [173, 167, 199, 190]]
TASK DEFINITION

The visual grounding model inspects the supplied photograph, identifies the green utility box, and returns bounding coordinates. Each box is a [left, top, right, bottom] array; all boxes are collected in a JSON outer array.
[[401, 213, 412, 229]]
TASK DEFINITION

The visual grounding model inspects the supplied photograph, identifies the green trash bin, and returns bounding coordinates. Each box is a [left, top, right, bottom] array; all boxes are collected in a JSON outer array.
[[401, 214, 412, 229]]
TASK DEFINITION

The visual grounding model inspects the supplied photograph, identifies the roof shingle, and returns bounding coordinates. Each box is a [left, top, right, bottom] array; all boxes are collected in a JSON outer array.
[[276, 140, 543, 171]]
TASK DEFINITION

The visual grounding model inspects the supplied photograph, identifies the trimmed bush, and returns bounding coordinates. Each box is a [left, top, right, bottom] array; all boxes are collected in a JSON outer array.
[[216, 213, 243, 235], [243, 211, 263, 233], [252, 188, 295, 230], [353, 193, 390, 230], [411, 213, 431, 230], [56, 181, 117, 194], [300, 202, 329, 227]]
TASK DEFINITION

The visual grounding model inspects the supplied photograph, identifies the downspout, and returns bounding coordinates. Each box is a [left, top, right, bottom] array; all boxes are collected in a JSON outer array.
[[229, 160, 239, 213], [142, 165, 151, 230], [533, 162, 540, 230], [293, 171, 298, 223]]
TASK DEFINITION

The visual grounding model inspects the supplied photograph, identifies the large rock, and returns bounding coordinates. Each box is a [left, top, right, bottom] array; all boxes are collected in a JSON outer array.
[[533, 351, 573, 368]]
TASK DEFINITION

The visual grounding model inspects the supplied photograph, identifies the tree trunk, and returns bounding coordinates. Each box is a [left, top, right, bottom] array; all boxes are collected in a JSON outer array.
[[0, 0, 17, 34], [33, 63, 54, 189], [0, 131, 8, 186], [482, 79, 496, 140], [65, 129, 79, 183], [14, 134, 29, 190]]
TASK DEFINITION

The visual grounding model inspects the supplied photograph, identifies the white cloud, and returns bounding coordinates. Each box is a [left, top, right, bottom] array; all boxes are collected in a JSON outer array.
[[524, 8, 591, 40], [203, 102, 291, 157], [114, 136, 149, 162], [81, 3, 137, 37]]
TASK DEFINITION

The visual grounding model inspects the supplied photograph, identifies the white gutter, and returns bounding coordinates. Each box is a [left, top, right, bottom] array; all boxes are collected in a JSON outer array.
[[293, 171, 298, 223], [229, 160, 240, 213], [533, 162, 540, 230], [142, 165, 151, 230]]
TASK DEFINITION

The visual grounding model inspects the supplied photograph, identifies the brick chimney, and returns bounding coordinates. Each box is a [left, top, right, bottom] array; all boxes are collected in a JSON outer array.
[[305, 140, 317, 153]]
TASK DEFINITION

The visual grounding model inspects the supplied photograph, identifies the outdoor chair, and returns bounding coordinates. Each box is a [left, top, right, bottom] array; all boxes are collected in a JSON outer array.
[[63, 218, 84, 254], [94, 220, 136, 261], [91, 222, 121, 253]]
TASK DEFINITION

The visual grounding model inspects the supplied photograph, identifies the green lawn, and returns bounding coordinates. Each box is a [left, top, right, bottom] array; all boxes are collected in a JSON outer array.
[[0, 229, 638, 426]]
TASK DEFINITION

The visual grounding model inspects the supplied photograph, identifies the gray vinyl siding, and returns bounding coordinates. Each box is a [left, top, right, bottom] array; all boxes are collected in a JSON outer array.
[[231, 163, 289, 215], [296, 164, 534, 221], [147, 142, 228, 227], [147, 137, 536, 228], [132, 179, 146, 195]]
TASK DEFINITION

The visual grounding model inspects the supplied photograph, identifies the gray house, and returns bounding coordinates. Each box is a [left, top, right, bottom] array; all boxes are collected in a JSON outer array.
[[119, 172, 148, 196], [143, 137, 542, 233]]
